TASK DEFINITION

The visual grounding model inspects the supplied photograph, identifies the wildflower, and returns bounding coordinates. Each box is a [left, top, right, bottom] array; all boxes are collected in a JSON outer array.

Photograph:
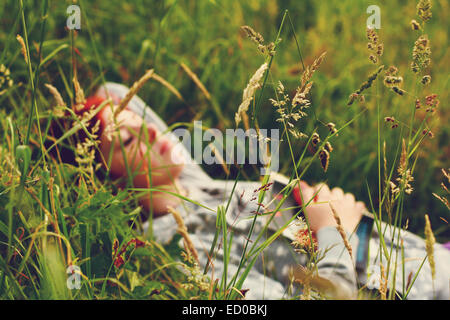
[[181, 262, 210, 292], [417, 0, 432, 22], [132, 238, 146, 248], [114, 255, 125, 268], [235, 62, 268, 126], [411, 35, 431, 73], [112, 238, 148, 269], [291, 217, 317, 254], [424, 214, 436, 280]]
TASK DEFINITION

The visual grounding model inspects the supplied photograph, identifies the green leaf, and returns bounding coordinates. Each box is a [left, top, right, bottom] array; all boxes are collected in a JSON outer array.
[[15, 145, 31, 185], [133, 247, 154, 257]]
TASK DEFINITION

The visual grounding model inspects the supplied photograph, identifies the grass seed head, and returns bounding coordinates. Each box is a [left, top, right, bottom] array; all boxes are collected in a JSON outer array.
[[411, 19, 421, 30], [241, 25, 276, 56], [329, 203, 352, 258], [424, 214, 436, 280], [417, 0, 432, 22], [319, 149, 330, 172], [421, 75, 431, 85], [391, 86, 406, 96], [366, 28, 383, 63], [16, 34, 28, 65], [235, 62, 268, 126], [311, 132, 321, 147], [411, 35, 431, 73], [45, 84, 66, 117]]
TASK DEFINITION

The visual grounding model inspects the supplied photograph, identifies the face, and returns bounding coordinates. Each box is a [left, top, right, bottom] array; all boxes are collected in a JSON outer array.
[[98, 106, 185, 189]]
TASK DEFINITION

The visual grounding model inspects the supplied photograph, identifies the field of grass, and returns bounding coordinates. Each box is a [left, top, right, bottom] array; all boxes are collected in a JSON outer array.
[[0, 0, 448, 300]]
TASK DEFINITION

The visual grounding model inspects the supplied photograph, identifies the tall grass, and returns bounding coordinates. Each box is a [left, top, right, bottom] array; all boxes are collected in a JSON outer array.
[[0, 0, 448, 300]]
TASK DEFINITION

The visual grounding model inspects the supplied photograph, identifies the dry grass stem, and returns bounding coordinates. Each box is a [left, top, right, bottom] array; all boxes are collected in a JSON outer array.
[[379, 263, 387, 300], [168, 206, 199, 265], [151, 73, 186, 102], [329, 202, 353, 259], [115, 69, 155, 116], [180, 62, 211, 100]]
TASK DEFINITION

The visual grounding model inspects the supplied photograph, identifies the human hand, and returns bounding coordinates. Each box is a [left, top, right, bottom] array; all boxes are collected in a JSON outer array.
[[294, 181, 366, 233]]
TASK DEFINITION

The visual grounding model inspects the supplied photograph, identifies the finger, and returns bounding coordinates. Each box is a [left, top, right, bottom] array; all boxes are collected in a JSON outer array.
[[344, 192, 356, 204], [314, 182, 331, 199], [355, 201, 367, 212], [298, 181, 316, 205], [331, 187, 345, 200]]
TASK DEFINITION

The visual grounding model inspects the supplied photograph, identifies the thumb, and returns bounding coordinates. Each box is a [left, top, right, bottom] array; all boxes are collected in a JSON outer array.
[[293, 181, 315, 206]]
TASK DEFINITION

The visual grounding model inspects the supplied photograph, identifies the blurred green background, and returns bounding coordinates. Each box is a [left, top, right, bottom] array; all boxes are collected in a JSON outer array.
[[0, 0, 448, 241]]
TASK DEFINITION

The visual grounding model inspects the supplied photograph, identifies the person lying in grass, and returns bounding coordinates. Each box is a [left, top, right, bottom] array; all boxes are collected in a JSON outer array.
[[56, 81, 450, 300]]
